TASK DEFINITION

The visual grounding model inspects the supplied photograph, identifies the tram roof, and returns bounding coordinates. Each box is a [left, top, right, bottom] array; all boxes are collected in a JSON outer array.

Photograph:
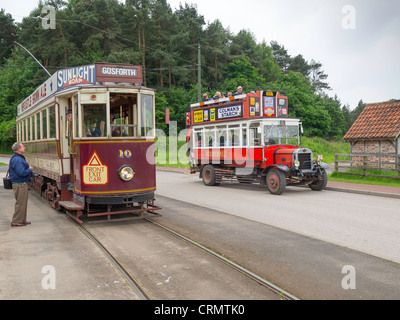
[[17, 63, 145, 116]]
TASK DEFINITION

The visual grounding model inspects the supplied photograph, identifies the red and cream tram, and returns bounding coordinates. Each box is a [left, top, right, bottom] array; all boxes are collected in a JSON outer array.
[[16, 63, 159, 222], [186, 90, 328, 195]]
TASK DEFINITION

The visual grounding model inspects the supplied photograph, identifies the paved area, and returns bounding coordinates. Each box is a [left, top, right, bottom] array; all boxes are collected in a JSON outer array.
[[1, 155, 399, 300], [0, 188, 141, 300]]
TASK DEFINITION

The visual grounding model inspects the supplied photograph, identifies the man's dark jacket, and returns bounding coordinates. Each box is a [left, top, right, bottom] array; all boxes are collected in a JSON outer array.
[[9, 153, 32, 183]]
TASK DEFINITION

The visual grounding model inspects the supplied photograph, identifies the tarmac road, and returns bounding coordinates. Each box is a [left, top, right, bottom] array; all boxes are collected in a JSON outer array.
[[153, 170, 400, 299], [155, 170, 400, 264]]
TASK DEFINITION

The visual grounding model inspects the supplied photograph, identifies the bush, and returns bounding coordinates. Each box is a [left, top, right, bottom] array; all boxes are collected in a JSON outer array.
[[0, 118, 15, 153], [300, 136, 350, 163]]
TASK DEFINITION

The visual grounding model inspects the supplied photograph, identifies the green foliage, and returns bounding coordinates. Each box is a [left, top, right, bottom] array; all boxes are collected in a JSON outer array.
[[0, 54, 40, 121], [300, 136, 350, 163], [0, 118, 16, 152], [330, 171, 400, 187]]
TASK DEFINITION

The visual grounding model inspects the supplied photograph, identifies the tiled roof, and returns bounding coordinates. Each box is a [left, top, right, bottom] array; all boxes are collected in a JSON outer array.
[[343, 100, 400, 140]]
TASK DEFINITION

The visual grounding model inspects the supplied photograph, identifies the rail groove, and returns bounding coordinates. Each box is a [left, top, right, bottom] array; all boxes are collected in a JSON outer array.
[[145, 218, 300, 300], [67, 216, 152, 300]]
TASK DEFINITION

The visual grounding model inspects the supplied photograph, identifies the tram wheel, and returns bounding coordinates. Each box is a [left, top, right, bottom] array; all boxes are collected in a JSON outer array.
[[202, 165, 219, 186], [266, 168, 286, 195]]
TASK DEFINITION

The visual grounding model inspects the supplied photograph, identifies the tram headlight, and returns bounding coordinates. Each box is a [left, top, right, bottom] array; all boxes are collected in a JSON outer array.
[[119, 165, 135, 181], [294, 160, 300, 168]]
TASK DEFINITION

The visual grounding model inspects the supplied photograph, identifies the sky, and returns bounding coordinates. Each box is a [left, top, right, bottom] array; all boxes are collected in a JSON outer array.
[[1, 0, 400, 109]]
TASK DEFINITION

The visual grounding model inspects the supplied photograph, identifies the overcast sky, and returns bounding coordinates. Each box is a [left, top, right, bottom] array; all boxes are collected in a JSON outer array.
[[1, 0, 399, 109]]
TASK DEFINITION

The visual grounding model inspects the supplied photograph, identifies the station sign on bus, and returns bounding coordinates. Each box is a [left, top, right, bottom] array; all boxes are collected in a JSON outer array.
[[187, 90, 288, 126], [17, 63, 143, 116]]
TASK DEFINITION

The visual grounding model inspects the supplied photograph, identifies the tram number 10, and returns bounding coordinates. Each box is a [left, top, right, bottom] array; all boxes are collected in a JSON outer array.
[[119, 150, 132, 158]]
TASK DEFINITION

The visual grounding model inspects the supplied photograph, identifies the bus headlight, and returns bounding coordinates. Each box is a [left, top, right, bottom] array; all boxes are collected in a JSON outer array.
[[119, 165, 135, 181], [294, 160, 300, 168]]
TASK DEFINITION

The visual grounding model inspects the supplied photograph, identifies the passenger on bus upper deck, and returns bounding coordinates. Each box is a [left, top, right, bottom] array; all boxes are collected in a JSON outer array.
[[213, 91, 222, 100], [234, 86, 243, 96], [202, 93, 209, 101]]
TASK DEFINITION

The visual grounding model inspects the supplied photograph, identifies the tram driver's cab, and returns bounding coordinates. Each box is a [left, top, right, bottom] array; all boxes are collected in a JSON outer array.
[[69, 89, 155, 140]]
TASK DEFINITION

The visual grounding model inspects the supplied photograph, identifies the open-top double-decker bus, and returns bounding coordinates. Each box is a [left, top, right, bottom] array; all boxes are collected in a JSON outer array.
[[186, 90, 328, 195]]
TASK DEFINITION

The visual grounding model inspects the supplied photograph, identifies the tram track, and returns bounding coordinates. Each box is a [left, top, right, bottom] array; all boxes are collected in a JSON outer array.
[[68, 212, 299, 300], [35, 186, 300, 300], [144, 218, 299, 301], [66, 216, 152, 300]]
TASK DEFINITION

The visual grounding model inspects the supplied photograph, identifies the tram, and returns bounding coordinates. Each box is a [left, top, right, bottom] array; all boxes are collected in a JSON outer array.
[[186, 90, 329, 195], [16, 63, 159, 222]]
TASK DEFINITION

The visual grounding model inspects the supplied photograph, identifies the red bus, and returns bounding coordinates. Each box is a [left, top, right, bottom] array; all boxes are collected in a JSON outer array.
[[186, 90, 328, 195]]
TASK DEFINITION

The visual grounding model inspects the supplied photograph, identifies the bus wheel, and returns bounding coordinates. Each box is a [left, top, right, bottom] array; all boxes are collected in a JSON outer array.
[[266, 168, 286, 195], [202, 165, 219, 186], [308, 169, 327, 191]]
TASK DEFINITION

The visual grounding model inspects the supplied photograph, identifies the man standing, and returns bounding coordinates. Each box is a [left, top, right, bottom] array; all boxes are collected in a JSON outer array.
[[9, 142, 33, 227]]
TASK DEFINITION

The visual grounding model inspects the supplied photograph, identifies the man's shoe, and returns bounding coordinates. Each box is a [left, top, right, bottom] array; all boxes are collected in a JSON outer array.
[[11, 222, 27, 227]]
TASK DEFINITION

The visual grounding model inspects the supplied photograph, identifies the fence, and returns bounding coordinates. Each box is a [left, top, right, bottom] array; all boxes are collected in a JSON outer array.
[[334, 153, 400, 180]]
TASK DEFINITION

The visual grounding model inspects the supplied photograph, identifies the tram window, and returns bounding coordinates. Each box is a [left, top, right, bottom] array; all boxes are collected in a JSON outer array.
[[74, 102, 78, 138], [25, 119, 30, 142], [16, 122, 19, 142], [19, 122, 23, 142], [29, 116, 35, 141], [110, 93, 138, 137], [141, 94, 154, 137], [36, 112, 41, 140], [42, 109, 47, 139], [49, 105, 56, 138], [82, 104, 106, 137], [32, 115, 36, 140]]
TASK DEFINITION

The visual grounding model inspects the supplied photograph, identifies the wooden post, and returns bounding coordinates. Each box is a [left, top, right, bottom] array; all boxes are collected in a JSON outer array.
[[335, 154, 338, 172]]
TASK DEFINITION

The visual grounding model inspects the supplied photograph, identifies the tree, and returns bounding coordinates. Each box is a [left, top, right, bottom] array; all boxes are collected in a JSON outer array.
[[253, 41, 281, 82], [221, 55, 265, 92], [270, 41, 291, 74], [287, 54, 310, 77], [342, 103, 352, 132], [309, 59, 331, 94], [203, 19, 231, 89], [269, 71, 331, 137], [317, 94, 345, 139], [351, 99, 366, 123], [0, 9, 17, 63]]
